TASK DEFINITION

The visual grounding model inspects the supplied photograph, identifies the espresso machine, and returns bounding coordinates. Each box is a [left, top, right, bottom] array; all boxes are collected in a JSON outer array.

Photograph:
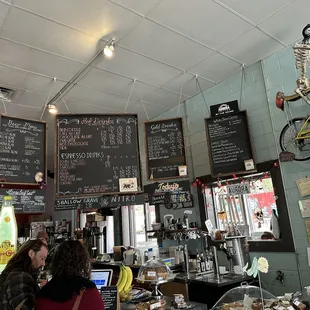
[[206, 235, 250, 279]]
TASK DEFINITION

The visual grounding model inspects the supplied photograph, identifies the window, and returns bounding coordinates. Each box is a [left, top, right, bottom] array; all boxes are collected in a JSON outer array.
[[206, 172, 279, 240], [197, 160, 294, 252]]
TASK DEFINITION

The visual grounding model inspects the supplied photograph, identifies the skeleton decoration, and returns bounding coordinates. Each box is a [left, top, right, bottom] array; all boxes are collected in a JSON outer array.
[[293, 24, 310, 103], [254, 206, 264, 228]]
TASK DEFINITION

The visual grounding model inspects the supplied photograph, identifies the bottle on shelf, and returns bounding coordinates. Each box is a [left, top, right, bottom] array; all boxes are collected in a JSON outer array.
[[196, 249, 201, 273], [208, 251, 214, 270], [183, 214, 189, 229], [200, 252, 206, 272]]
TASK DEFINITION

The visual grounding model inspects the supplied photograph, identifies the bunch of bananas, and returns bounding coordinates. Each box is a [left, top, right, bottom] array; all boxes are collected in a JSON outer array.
[[116, 265, 133, 302]]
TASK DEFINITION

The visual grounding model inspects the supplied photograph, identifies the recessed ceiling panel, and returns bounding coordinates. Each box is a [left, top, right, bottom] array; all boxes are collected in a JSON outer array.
[[0, 65, 66, 94], [1, 7, 98, 62], [0, 39, 84, 81], [259, 0, 309, 45], [0, 2, 10, 27], [64, 85, 128, 112], [143, 88, 188, 108], [108, 0, 162, 15], [97, 46, 181, 86], [149, 0, 252, 49], [13, 91, 48, 109], [125, 100, 169, 120], [220, 28, 284, 66], [65, 100, 120, 114], [218, 0, 295, 24], [78, 68, 157, 99], [163, 73, 215, 97], [189, 53, 241, 82], [14, 0, 141, 40], [119, 19, 213, 69], [4, 102, 42, 119]]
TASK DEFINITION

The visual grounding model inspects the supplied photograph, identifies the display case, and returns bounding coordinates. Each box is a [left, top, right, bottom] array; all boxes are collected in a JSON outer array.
[[212, 282, 276, 310]]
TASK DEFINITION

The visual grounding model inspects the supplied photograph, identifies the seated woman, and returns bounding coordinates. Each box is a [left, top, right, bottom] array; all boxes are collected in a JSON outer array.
[[35, 240, 104, 310]]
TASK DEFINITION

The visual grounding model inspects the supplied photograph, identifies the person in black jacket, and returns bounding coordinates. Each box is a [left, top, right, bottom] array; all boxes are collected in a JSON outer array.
[[0, 239, 48, 310]]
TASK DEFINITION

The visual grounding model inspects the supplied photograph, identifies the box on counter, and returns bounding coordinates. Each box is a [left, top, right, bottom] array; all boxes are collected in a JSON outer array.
[[86, 213, 104, 222]]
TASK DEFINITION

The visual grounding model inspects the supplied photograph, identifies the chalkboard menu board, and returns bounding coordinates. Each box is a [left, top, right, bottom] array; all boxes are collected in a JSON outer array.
[[0, 189, 45, 213], [55, 194, 145, 211], [100, 286, 118, 310], [145, 180, 192, 206], [55, 114, 142, 197], [205, 111, 255, 177], [0, 115, 46, 185], [145, 118, 186, 180]]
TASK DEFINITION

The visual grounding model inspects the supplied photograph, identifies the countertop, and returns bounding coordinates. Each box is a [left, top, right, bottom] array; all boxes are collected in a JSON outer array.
[[173, 272, 253, 287]]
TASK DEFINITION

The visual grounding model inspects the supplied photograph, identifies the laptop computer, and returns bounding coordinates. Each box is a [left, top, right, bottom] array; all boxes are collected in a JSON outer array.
[[91, 269, 113, 289]]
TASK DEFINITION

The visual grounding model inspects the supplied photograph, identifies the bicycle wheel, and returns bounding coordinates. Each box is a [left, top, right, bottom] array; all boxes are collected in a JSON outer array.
[[279, 117, 310, 161]]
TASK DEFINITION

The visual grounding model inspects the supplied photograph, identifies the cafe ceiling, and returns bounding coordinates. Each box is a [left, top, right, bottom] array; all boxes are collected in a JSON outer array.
[[0, 0, 308, 166]]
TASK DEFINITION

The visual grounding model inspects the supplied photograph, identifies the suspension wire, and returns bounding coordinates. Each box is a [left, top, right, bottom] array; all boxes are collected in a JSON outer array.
[[40, 77, 57, 120], [59, 89, 70, 113], [125, 79, 136, 113], [195, 76, 210, 116], [239, 64, 246, 109], [177, 73, 185, 117], [141, 100, 150, 120]]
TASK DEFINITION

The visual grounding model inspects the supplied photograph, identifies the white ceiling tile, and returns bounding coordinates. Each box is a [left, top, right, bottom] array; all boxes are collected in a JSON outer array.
[[14, 0, 141, 40], [189, 53, 241, 82], [218, 0, 295, 24], [149, 0, 252, 49], [219, 28, 284, 65], [163, 73, 215, 97], [119, 19, 213, 69], [4, 102, 42, 120], [1, 7, 98, 62], [78, 68, 157, 98], [13, 91, 48, 109], [96, 46, 181, 86], [109, 0, 162, 15], [125, 100, 169, 121], [65, 100, 119, 114], [0, 39, 84, 81], [259, 0, 309, 45], [64, 85, 128, 111], [0, 2, 10, 27], [0, 65, 66, 94], [143, 88, 188, 108]]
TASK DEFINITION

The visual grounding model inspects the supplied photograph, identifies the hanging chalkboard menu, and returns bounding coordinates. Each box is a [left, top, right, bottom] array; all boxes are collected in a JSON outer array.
[[0, 115, 46, 185], [55, 114, 142, 197], [0, 189, 45, 213], [205, 111, 255, 177], [55, 194, 145, 211], [145, 180, 192, 206], [145, 118, 186, 180]]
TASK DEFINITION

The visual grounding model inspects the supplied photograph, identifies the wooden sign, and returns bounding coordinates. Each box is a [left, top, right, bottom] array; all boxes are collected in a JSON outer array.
[[0, 115, 46, 185], [100, 286, 119, 310], [145, 117, 187, 180], [205, 111, 255, 177], [55, 194, 145, 211], [55, 114, 142, 197]]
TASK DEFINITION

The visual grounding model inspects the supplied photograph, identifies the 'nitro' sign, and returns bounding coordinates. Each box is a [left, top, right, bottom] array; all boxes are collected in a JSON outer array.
[[210, 100, 239, 117]]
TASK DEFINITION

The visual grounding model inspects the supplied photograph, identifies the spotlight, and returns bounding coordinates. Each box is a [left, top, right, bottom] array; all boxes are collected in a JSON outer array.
[[104, 39, 115, 58], [48, 103, 58, 114]]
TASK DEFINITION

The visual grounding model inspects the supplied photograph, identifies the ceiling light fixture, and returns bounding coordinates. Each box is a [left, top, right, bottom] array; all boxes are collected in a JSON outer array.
[[48, 103, 58, 114], [104, 38, 115, 58]]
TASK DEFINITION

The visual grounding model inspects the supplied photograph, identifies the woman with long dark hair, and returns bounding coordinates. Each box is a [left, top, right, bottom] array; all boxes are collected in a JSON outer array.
[[35, 240, 104, 310], [0, 239, 48, 310]]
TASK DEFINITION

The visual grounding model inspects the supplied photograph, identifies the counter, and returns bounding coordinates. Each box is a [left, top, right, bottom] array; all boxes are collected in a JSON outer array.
[[92, 261, 253, 308]]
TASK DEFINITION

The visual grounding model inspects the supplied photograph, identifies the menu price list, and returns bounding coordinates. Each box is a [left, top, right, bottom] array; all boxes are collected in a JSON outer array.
[[56, 115, 141, 197], [0, 189, 45, 213], [0, 115, 46, 184], [145, 118, 186, 179], [205, 111, 254, 176]]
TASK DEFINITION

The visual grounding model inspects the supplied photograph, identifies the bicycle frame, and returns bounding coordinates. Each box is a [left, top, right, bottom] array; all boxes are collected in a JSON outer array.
[[296, 115, 310, 140]]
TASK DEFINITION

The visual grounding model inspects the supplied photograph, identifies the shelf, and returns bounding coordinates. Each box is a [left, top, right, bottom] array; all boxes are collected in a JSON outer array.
[[146, 228, 200, 233]]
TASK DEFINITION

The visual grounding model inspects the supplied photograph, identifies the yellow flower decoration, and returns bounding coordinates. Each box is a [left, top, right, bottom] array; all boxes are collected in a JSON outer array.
[[257, 257, 269, 273]]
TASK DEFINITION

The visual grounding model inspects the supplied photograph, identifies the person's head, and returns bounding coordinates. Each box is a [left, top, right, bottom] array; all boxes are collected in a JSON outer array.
[[1, 239, 48, 276], [37, 231, 49, 245], [50, 240, 91, 279]]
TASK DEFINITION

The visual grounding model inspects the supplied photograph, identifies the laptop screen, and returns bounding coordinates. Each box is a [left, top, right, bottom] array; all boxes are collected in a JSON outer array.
[[91, 269, 113, 289]]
